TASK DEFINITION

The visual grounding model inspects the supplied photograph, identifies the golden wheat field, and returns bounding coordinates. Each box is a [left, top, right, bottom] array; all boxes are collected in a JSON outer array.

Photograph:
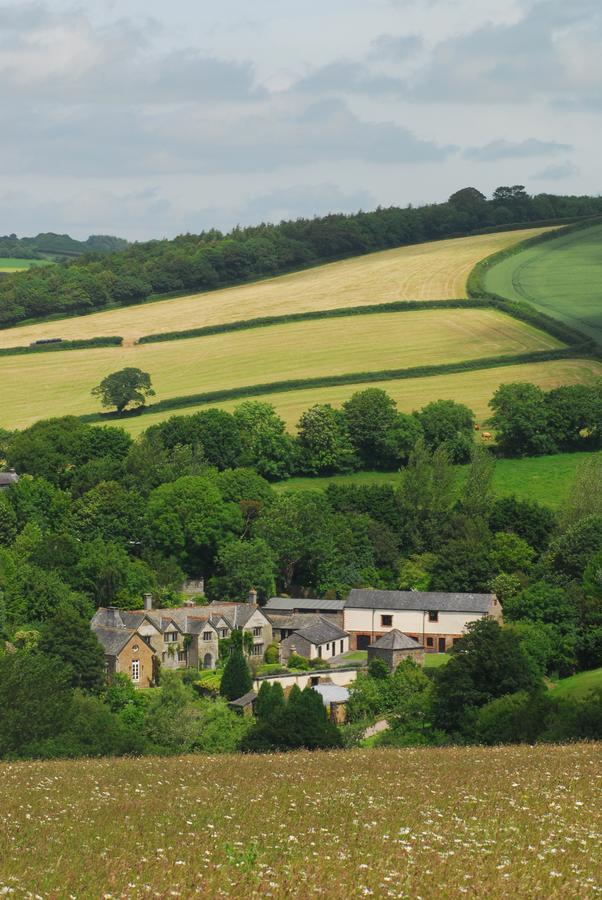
[[0, 227, 556, 349], [115, 357, 601, 437], [0, 308, 563, 431], [0, 743, 600, 899]]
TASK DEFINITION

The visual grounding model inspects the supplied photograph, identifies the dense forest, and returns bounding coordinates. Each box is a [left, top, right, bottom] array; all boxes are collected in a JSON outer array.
[[1, 186, 601, 327]]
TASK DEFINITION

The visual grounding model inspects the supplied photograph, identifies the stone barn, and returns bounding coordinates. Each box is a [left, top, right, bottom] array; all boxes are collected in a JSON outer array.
[[367, 629, 424, 671]]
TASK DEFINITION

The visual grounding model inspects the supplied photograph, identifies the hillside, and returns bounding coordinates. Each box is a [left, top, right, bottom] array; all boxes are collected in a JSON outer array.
[[1, 307, 568, 432], [1, 744, 599, 898], [0, 232, 127, 261], [484, 223, 602, 345], [0, 226, 554, 348]]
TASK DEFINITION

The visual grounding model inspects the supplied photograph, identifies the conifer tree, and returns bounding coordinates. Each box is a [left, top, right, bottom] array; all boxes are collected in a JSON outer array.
[[219, 645, 253, 701], [39, 603, 106, 694]]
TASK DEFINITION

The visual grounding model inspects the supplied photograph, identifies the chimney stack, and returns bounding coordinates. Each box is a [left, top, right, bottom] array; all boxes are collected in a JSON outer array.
[[248, 588, 258, 605], [144, 592, 153, 611], [106, 606, 122, 627]]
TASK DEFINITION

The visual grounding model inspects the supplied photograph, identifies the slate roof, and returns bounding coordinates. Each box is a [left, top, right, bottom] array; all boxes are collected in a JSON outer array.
[[346, 589, 495, 614], [207, 602, 260, 628], [92, 625, 137, 656], [229, 690, 257, 707], [369, 629, 423, 651], [264, 597, 344, 612], [288, 616, 348, 646], [264, 612, 325, 631]]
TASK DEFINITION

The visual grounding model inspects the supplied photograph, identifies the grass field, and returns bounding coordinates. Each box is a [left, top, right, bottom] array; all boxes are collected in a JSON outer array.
[[0, 226, 555, 348], [484, 223, 602, 345], [0, 308, 563, 431], [120, 357, 602, 438], [0, 258, 53, 272], [276, 452, 597, 510], [0, 743, 599, 898], [551, 667, 602, 699]]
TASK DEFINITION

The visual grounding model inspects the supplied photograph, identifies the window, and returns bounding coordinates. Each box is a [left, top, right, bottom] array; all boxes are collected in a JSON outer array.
[[132, 644, 139, 653], [165, 632, 178, 643], [252, 627, 262, 637], [202, 631, 212, 641], [219, 628, 228, 639], [381, 615, 393, 627], [426, 637, 434, 648], [252, 643, 264, 656], [340, 640, 344, 653], [318, 645, 323, 658], [428, 610, 439, 623], [131, 660, 140, 682], [178, 651, 187, 662]]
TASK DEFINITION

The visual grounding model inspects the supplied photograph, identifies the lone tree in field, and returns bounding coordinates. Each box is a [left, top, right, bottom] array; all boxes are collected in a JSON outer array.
[[92, 367, 155, 413]]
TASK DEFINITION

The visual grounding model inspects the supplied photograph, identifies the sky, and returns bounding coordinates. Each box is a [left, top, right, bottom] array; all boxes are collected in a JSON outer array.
[[1, 0, 600, 240]]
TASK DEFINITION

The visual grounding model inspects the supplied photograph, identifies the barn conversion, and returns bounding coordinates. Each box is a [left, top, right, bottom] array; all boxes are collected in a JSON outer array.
[[344, 589, 501, 651]]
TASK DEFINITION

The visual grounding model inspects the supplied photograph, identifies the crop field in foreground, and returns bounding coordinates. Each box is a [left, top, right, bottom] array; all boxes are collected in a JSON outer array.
[[276, 451, 597, 510], [121, 357, 601, 438], [0, 308, 563, 431], [0, 226, 555, 348], [0, 743, 599, 898], [484, 223, 602, 345]]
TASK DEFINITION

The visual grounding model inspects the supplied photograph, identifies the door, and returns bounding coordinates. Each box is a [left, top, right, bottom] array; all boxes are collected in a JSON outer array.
[[357, 635, 371, 651], [203, 652, 213, 669], [438, 638, 446, 652]]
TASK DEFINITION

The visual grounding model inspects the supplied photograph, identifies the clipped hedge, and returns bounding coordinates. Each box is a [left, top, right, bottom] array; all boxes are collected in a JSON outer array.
[[81, 347, 586, 425], [0, 335, 123, 357], [136, 299, 482, 345]]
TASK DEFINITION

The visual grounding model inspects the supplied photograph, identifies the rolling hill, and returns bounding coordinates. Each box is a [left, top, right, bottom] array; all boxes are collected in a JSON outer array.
[[484, 222, 602, 345]]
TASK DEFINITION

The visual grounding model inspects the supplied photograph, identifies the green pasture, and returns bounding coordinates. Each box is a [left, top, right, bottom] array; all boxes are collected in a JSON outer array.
[[550, 667, 602, 699], [0, 307, 563, 432], [276, 452, 596, 510], [484, 223, 602, 345], [0, 258, 53, 272]]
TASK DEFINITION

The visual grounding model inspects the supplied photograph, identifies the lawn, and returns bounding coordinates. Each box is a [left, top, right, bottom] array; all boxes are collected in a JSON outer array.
[[0, 743, 599, 897], [275, 452, 597, 510], [484, 222, 602, 345], [0, 226, 554, 348], [0, 258, 53, 272], [551, 667, 602, 699], [0, 307, 563, 431], [423, 653, 450, 668]]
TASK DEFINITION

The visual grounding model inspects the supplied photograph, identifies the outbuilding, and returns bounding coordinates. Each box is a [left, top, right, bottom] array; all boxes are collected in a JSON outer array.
[[367, 629, 424, 671], [280, 617, 349, 664]]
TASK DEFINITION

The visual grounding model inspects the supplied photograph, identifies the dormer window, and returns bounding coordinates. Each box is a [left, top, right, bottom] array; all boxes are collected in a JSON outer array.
[[203, 631, 212, 641], [428, 610, 439, 622]]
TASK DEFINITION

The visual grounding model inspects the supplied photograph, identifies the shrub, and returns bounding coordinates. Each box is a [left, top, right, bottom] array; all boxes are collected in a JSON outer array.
[[264, 643, 280, 664], [287, 653, 310, 670]]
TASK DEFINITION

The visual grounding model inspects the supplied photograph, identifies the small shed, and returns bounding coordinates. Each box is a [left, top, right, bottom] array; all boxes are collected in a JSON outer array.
[[312, 683, 350, 725], [367, 629, 424, 671], [228, 690, 258, 717], [0, 469, 19, 491]]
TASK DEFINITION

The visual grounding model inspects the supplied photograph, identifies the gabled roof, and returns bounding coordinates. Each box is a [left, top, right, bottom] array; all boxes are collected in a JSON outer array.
[[346, 589, 495, 614], [369, 629, 423, 651], [264, 597, 344, 612], [288, 616, 348, 646], [92, 625, 138, 657], [207, 602, 265, 628]]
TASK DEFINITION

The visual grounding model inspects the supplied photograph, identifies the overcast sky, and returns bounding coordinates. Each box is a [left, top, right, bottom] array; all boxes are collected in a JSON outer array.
[[1, 0, 600, 240]]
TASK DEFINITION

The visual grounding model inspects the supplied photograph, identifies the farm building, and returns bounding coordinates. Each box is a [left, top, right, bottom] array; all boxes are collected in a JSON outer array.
[[263, 597, 344, 628], [344, 589, 501, 651], [0, 469, 19, 491], [279, 617, 349, 665], [367, 630, 424, 670]]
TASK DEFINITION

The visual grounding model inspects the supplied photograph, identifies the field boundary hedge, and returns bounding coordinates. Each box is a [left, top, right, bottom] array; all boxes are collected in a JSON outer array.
[[81, 347, 589, 424], [0, 336, 123, 357], [136, 299, 484, 345]]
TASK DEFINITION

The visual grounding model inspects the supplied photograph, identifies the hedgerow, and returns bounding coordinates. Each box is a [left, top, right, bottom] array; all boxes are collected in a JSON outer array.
[[0, 336, 123, 357]]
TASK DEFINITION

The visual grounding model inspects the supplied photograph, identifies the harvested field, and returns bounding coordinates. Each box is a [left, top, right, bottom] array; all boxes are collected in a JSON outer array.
[[120, 357, 600, 437], [0, 743, 599, 898], [0, 308, 563, 431], [0, 227, 555, 348]]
